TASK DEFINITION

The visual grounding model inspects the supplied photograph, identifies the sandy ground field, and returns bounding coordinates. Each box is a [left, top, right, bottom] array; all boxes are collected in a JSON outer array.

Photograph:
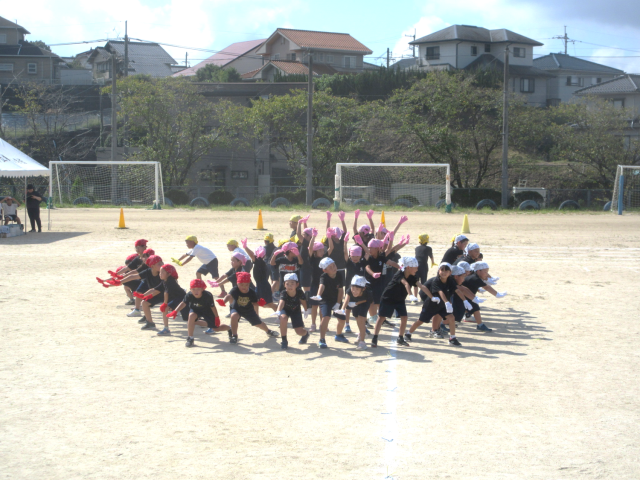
[[1, 208, 639, 480]]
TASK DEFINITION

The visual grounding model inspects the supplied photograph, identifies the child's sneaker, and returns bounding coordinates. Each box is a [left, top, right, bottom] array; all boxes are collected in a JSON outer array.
[[356, 341, 367, 350], [137, 317, 147, 324], [299, 332, 310, 344], [140, 321, 156, 330], [403, 333, 412, 342], [318, 338, 328, 349], [396, 336, 409, 347], [439, 324, 449, 334], [371, 335, 378, 348], [449, 337, 462, 346], [229, 335, 238, 344], [334, 334, 349, 343], [185, 337, 194, 348], [477, 323, 492, 332], [204, 328, 215, 334], [344, 324, 352, 334], [127, 309, 142, 317], [125, 298, 135, 306], [383, 319, 395, 327], [281, 338, 289, 350], [308, 324, 317, 333], [157, 328, 171, 336], [266, 330, 280, 338], [430, 330, 444, 339]]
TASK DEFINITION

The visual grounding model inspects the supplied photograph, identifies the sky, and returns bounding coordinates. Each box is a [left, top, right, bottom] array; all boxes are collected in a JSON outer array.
[[4, 0, 640, 72]]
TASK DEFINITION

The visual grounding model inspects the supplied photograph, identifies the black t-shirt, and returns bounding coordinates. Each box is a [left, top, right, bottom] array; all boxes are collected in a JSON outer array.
[[229, 286, 258, 315], [329, 234, 346, 269], [163, 276, 186, 301], [252, 257, 269, 285], [301, 238, 310, 266], [415, 245, 433, 266], [385, 251, 400, 277], [225, 266, 254, 289], [381, 270, 418, 303], [442, 247, 464, 264], [265, 243, 276, 263], [276, 255, 300, 289], [346, 257, 367, 285], [366, 253, 388, 283], [310, 255, 323, 288], [184, 290, 215, 316], [454, 254, 478, 266], [319, 272, 343, 306], [140, 268, 163, 290], [128, 256, 143, 270], [462, 273, 486, 294], [281, 288, 306, 312], [346, 286, 373, 306], [26, 190, 42, 209], [427, 275, 458, 300]]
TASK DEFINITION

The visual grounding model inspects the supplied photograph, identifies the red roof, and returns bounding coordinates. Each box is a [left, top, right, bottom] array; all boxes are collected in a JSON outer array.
[[173, 39, 265, 77], [276, 28, 372, 54]]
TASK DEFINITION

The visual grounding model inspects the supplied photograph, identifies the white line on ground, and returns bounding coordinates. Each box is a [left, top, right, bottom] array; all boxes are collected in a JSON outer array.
[[382, 329, 399, 479]]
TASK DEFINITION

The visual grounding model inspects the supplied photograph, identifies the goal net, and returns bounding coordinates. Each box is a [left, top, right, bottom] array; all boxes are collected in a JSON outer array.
[[49, 161, 163, 208], [335, 163, 451, 208], [611, 165, 640, 213]]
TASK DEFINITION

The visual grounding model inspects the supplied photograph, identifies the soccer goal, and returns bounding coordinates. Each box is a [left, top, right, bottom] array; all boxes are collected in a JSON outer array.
[[335, 163, 451, 209], [49, 161, 163, 208], [611, 165, 640, 214]]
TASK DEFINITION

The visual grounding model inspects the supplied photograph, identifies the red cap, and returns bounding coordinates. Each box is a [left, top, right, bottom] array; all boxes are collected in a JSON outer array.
[[190, 279, 207, 290], [126, 253, 138, 263], [135, 239, 148, 247], [161, 264, 178, 279], [143, 248, 155, 256], [145, 255, 163, 267], [236, 272, 251, 284]]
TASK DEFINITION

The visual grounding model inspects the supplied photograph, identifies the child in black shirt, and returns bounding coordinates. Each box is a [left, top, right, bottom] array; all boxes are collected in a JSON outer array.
[[310, 257, 346, 349], [414, 234, 435, 301], [307, 230, 326, 333], [166, 279, 230, 348], [441, 234, 469, 264], [275, 273, 309, 350], [462, 262, 507, 332], [156, 263, 189, 336], [135, 255, 166, 330], [340, 275, 373, 350], [343, 240, 368, 333], [243, 242, 277, 311]]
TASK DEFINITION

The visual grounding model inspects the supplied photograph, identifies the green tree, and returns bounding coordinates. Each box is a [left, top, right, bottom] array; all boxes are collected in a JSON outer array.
[[30, 40, 51, 52], [115, 76, 244, 186], [195, 64, 242, 82]]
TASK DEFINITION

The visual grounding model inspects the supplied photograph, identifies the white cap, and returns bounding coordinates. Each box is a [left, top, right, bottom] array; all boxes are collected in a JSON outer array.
[[283, 273, 299, 282], [456, 261, 472, 272], [319, 257, 335, 269], [399, 256, 418, 269], [465, 242, 479, 254], [350, 275, 368, 287], [451, 265, 465, 276], [439, 262, 452, 269], [472, 262, 489, 271], [455, 234, 468, 243]]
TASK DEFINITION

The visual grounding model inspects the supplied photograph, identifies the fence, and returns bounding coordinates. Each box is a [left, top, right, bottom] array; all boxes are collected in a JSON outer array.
[[162, 185, 334, 204], [1, 111, 103, 139]]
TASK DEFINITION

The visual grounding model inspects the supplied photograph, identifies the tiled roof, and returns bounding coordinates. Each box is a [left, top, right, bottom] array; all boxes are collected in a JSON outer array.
[[533, 53, 624, 74], [391, 57, 419, 70], [411, 25, 543, 46], [0, 16, 29, 34], [241, 67, 262, 79], [276, 28, 372, 54], [245, 60, 339, 79], [574, 74, 640, 95], [89, 41, 177, 77], [465, 54, 555, 77], [0, 41, 60, 58], [174, 39, 265, 77]]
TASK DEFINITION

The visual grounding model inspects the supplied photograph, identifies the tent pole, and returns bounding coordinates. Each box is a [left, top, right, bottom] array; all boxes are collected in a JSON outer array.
[[24, 177, 27, 236]]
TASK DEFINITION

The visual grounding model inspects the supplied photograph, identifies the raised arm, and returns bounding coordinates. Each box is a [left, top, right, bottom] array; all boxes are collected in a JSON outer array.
[[352, 209, 360, 237]]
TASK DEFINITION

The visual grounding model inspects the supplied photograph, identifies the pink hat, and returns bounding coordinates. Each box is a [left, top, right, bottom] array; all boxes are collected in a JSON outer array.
[[303, 227, 313, 236], [368, 239, 384, 249], [282, 241, 297, 253], [232, 252, 247, 266], [313, 242, 325, 251], [334, 227, 343, 239], [349, 245, 362, 256], [255, 246, 266, 258], [377, 223, 388, 234], [359, 224, 371, 234]]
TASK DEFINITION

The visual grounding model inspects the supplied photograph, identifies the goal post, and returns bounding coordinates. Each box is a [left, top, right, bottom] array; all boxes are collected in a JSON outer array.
[[611, 165, 640, 215], [48, 161, 163, 228], [334, 163, 451, 210]]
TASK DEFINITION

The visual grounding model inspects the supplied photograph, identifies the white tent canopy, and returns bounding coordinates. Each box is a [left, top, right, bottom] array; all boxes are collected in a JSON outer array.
[[0, 138, 49, 177]]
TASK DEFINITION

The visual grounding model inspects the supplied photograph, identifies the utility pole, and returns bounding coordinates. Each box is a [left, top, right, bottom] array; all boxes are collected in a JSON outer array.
[[185, 52, 188, 67], [387, 48, 390, 68], [552, 26, 574, 54], [501, 46, 509, 209], [405, 29, 416, 57], [110, 53, 118, 202], [305, 51, 313, 206], [123, 21, 129, 157]]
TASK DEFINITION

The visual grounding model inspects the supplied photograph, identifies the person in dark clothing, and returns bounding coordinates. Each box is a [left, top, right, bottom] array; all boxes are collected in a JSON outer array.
[[26, 184, 42, 232]]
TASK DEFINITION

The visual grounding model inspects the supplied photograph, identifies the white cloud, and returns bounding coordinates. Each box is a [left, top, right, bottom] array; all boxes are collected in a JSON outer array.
[[391, 16, 450, 61], [589, 48, 640, 74]]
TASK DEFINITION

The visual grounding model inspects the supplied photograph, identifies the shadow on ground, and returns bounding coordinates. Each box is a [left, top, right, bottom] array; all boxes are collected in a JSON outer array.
[[0, 232, 89, 245]]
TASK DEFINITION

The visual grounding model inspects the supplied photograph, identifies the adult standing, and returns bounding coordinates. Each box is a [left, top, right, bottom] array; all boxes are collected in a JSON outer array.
[[26, 184, 42, 233]]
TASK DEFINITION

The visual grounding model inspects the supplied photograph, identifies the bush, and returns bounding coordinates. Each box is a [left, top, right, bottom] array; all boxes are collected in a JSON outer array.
[[207, 190, 235, 205], [393, 194, 420, 206], [451, 188, 502, 208], [257, 189, 331, 206], [165, 189, 189, 205]]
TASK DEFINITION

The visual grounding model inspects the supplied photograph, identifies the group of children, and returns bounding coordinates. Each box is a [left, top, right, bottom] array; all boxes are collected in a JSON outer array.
[[97, 210, 506, 350]]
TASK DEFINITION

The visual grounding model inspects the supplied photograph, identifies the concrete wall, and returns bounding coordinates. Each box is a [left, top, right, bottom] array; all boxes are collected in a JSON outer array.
[[0, 55, 58, 83], [0, 27, 24, 45], [226, 46, 264, 74], [549, 71, 620, 104], [511, 75, 548, 107]]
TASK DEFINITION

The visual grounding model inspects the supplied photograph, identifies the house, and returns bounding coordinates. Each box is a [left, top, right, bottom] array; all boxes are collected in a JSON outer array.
[[0, 16, 64, 84], [244, 28, 373, 81], [173, 39, 265, 77], [390, 57, 420, 71], [408, 24, 553, 106], [533, 53, 624, 105], [86, 40, 179, 81]]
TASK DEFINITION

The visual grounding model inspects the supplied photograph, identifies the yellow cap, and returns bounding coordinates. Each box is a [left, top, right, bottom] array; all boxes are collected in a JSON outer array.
[[321, 236, 327, 244], [227, 239, 238, 247], [418, 234, 429, 245], [277, 239, 288, 247], [264, 233, 274, 242], [185, 235, 198, 244], [289, 215, 302, 222]]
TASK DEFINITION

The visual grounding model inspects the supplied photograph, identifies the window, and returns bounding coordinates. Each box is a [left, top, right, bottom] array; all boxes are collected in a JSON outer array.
[[471, 46, 478, 56], [592, 77, 602, 85], [280, 37, 285, 45], [513, 47, 525, 58], [566, 76, 584, 86], [484, 44, 491, 53], [426, 46, 440, 60], [343, 56, 356, 68], [612, 99, 625, 109], [312, 52, 324, 62], [273, 53, 280, 60], [0, 63, 13, 72], [520, 78, 535, 93], [231, 170, 249, 180], [286, 53, 296, 61], [326, 55, 334, 64], [28, 63, 37, 74], [0, 34, 7, 44]]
